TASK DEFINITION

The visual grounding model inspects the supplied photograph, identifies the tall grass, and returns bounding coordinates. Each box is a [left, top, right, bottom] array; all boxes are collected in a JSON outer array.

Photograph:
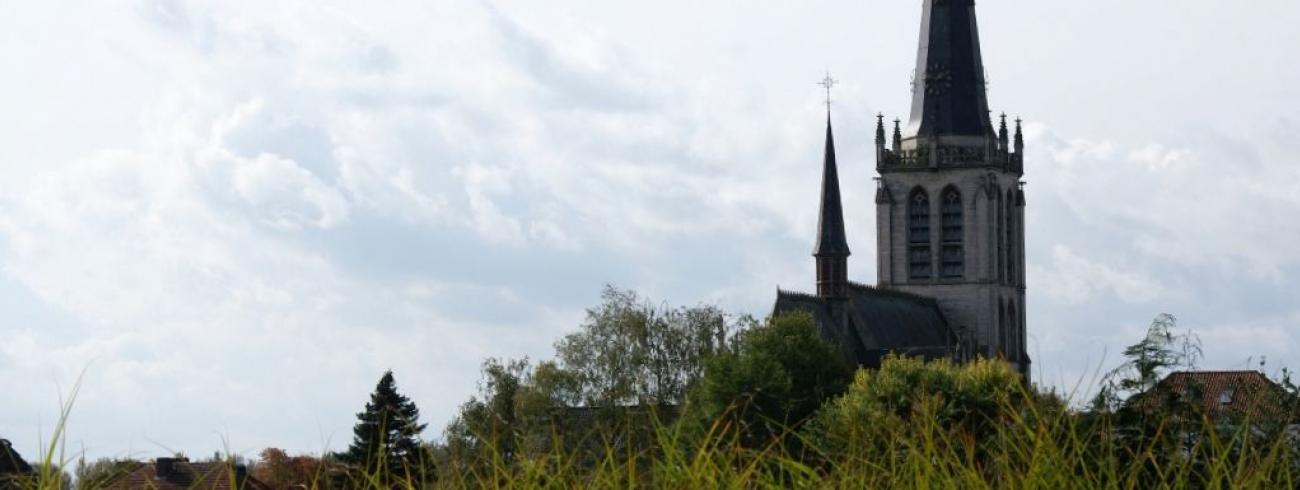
[[19, 375, 1298, 489]]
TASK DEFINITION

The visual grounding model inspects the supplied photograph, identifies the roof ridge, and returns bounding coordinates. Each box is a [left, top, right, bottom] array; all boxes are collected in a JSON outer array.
[[776, 288, 822, 302], [847, 281, 938, 304], [1169, 370, 1267, 376]]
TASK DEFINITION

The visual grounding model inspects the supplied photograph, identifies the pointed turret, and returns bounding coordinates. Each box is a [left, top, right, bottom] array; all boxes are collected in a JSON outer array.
[[815, 116, 850, 258], [998, 113, 1009, 151], [875, 114, 887, 149], [1014, 117, 1024, 153], [907, 0, 994, 139], [815, 115, 850, 299], [892, 118, 903, 151]]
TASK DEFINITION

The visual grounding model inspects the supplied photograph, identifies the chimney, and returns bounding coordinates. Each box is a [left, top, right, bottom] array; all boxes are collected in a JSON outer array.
[[155, 457, 187, 479]]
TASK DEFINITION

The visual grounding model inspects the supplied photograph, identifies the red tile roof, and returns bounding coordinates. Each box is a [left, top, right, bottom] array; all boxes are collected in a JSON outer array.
[[102, 459, 269, 490], [1154, 371, 1290, 421]]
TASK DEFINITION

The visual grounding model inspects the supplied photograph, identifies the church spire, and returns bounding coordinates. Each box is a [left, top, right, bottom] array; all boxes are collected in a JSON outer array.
[[907, 0, 994, 139], [814, 114, 850, 299], [814, 115, 850, 258]]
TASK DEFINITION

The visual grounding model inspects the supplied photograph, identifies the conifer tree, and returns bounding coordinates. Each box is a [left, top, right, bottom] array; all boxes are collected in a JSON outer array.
[[339, 371, 429, 480]]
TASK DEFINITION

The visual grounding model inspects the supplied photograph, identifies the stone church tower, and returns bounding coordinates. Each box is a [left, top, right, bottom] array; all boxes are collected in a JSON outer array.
[[874, 0, 1029, 375]]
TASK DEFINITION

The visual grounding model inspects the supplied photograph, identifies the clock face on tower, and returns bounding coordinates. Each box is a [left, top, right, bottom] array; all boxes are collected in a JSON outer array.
[[924, 65, 952, 95]]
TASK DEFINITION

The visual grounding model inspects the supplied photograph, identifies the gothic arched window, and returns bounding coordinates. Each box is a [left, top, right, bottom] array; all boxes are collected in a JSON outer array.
[[1006, 189, 1017, 284], [1008, 301, 1019, 360], [908, 188, 932, 279], [998, 300, 1008, 358], [941, 187, 964, 278]]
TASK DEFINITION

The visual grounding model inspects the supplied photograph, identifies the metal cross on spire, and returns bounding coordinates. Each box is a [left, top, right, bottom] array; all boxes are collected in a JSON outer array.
[[818, 72, 837, 111]]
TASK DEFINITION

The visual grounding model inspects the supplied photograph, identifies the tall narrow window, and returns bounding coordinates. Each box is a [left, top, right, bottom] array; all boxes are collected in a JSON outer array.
[[941, 187, 964, 278], [908, 188, 932, 279], [1007, 190, 1016, 284], [998, 301, 1007, 357], [1008, 302, 1019, 360]]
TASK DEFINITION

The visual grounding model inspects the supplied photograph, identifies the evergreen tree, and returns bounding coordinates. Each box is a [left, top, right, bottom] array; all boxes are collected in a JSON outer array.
[[339, 371, 429, 481]]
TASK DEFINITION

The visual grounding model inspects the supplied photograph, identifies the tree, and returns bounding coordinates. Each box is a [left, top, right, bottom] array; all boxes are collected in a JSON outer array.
[[441, 358, 533, 471], [338, 371, 430, 482], [683, 311, 854, 451], [253, 448, 342, 490], [72, 458, 136, 490], [550, 286, 736, 408], [1094, 313, 1202, 413], [440, 287, 743, 473]]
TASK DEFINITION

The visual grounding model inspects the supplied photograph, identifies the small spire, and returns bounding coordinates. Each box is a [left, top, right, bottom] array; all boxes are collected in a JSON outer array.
[[892, 118, 903, 151], [998, 113, 1009, 151], [1013, 117, 1024, 153], [875, 113, 886, 147]]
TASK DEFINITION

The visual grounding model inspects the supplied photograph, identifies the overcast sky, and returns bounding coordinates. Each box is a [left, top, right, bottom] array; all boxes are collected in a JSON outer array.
[[2, 0, 1299, 461]]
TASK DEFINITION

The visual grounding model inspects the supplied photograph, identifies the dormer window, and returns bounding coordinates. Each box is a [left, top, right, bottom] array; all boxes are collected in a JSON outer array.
[[1219, 388, 1235, 405]]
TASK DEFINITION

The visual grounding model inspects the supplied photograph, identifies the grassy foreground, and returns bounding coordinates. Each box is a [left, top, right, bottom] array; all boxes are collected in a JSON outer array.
[[15, 359, 1298, 489]]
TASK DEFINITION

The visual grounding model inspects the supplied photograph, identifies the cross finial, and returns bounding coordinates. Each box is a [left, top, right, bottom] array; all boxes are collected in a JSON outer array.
[[818, 72, 837, 110]]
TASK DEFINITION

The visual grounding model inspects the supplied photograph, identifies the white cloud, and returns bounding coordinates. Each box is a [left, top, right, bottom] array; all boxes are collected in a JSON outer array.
[[1030, 245, 1172, 306], [1, 0, 1299, 462]]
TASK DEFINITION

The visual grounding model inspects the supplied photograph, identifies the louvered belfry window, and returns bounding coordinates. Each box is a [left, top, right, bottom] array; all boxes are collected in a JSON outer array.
[[941, 188, 964, 278], [908, 189, 932, 279]]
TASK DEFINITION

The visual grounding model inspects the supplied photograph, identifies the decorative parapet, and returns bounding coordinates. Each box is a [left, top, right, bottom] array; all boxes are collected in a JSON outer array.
[[878, 143, 1023, 174]]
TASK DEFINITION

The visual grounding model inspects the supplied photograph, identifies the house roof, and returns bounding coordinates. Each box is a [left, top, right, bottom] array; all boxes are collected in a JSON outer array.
[[1152, 371, 1291, 421], [0, 439, 32, 477], [773, 282, 955, 368], [103, 459, 268, 490]]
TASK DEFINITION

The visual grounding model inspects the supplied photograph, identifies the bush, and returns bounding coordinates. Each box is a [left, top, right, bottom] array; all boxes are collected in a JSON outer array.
[[810, 355, 1028, 452], [682, 311, 854, 453]]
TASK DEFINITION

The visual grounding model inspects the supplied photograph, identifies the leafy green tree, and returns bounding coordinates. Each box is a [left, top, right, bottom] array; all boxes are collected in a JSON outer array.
[[338, 371, 430, 482], [683, 311, 854, 451], [1094, 313, 1202, 413], [441, 358, 533, 471], [551, 286, 736, 408], [440, 287, 742, 474]]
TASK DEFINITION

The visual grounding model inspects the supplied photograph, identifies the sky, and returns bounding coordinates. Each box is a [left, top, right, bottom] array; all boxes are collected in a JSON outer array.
[[2, 0, 1299, 462]]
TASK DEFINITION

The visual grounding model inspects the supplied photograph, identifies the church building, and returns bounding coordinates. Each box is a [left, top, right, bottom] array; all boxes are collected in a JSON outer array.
[[773, 0, 1030, 377]]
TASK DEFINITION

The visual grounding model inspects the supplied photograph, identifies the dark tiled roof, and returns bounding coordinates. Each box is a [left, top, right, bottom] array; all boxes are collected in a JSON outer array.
[[1151, 371, 1291, 421], [0, 439, 32, 477], [774, 283, 955, 368], [103, 459, 268, 490]]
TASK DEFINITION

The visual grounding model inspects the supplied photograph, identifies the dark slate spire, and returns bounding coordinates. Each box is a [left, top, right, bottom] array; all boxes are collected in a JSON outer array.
[[907, 0, 994, 139], [814, 116, 850, 258]]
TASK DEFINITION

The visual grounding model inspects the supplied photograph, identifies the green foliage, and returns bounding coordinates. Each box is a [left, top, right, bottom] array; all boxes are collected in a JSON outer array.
[[1094, 313, 1202, 413], [338, 371, 432, 483], [70, 458, 134, 490], [683, 311, 854, 451], [440, 286, 740, 474], [551, 285, 736, 408], [810, 355, 1029, 454]]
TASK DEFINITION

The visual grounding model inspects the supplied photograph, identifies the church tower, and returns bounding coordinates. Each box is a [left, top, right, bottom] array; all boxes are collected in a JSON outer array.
[[875, 0, 1028, 375]]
